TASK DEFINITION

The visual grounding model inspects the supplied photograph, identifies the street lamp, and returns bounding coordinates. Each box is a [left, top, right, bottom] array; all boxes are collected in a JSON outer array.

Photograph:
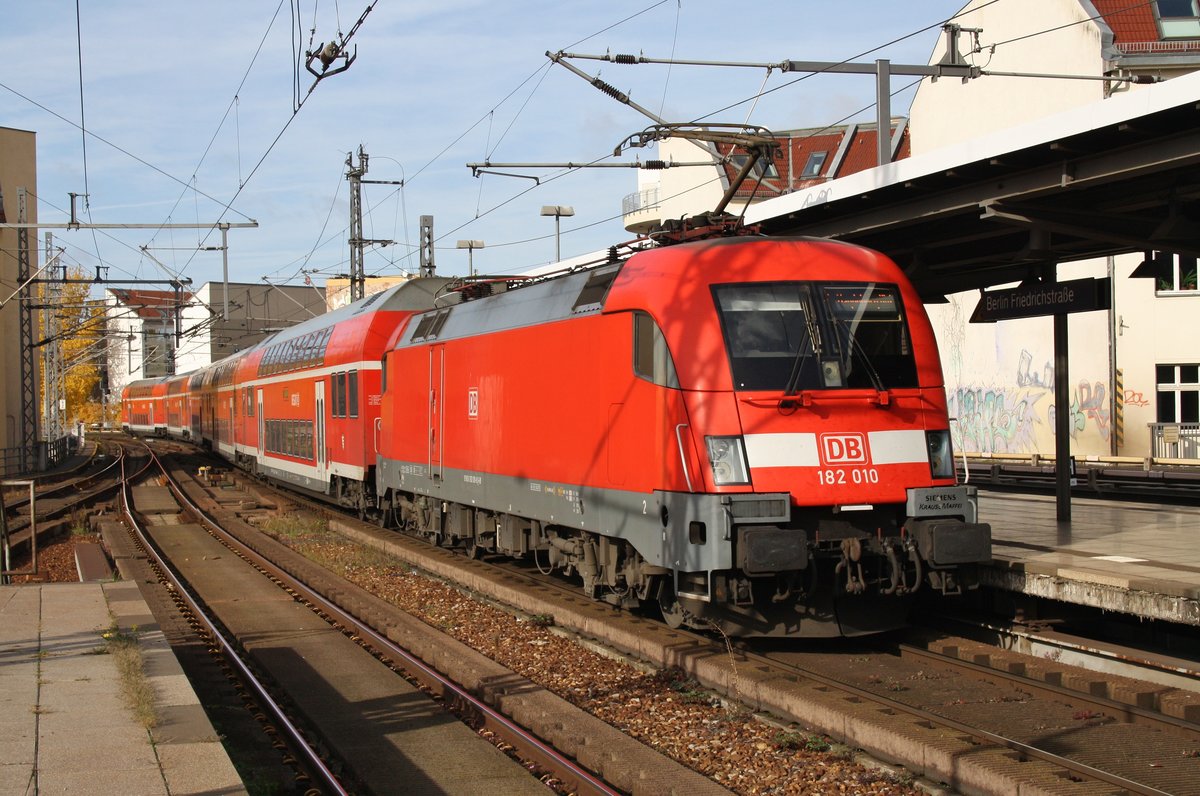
[[456, 240, 485, 276], [540, 205, 574, 262]]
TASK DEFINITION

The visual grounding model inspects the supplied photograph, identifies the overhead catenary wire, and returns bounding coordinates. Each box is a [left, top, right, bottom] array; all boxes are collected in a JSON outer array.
[[985, 0, 1155, 49], [372, 5, 983, 272], [47, 0, 1078, 296]]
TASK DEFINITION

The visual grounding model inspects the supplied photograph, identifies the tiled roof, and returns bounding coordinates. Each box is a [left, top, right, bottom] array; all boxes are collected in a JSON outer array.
[[110, 289, 192, 322], [1094, 0, 1160, 44], [719, 122, 909, 196]]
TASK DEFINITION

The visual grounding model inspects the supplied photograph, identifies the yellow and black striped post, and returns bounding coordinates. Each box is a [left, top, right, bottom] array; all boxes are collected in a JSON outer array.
[[1114, 368, 1124, 453]]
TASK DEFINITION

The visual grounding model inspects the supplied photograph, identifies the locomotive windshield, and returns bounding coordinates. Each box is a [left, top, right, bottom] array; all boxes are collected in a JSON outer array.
[[713, 281, 918, 392]]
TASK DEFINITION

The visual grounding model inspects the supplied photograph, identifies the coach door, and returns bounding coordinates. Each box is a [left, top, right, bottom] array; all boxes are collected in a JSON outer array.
[[428, 345, 444, 482], [256, 389, 264, 455], [315, 380, 328, 484]]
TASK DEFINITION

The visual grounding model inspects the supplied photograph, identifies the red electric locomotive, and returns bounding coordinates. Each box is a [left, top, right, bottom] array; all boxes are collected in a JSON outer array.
[[376, 237, 991, 637]]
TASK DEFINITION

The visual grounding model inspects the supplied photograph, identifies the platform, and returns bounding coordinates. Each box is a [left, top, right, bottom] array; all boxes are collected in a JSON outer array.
[[979, 491, 1200, 626], [0, 581, 245, 795]]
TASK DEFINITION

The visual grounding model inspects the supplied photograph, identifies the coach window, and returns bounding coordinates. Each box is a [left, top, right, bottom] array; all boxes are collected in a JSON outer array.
[[331, 372, 347, 418], [348, 370, 359, 418], [632, 312, 680, 388]]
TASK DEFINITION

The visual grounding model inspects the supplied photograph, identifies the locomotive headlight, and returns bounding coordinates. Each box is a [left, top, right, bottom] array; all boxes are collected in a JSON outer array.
[[926, 430, 955, 480], [706, 435, 751, 486]]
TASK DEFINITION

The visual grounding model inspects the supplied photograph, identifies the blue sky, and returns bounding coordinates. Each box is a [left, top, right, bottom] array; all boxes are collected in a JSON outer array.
[[1, 1, 968, 292]]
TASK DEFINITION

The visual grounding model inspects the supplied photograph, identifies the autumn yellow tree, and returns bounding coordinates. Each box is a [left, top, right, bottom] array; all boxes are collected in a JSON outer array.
[[39, 268, 109, 431]]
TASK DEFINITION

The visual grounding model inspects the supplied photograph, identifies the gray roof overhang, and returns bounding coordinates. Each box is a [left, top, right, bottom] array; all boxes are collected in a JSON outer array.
[[746, 72, 1200, 301]]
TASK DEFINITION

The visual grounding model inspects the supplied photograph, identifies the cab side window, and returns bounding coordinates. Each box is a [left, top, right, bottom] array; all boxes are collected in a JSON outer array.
[[633, 312, 680, 389]]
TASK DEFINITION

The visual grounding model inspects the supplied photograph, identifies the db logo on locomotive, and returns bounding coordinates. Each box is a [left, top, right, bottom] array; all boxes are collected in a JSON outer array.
[[820, 433, 868, 465]]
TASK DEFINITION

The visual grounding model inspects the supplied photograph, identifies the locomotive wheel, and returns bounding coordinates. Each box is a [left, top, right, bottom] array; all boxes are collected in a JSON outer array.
[[659, 593, 686, 629]]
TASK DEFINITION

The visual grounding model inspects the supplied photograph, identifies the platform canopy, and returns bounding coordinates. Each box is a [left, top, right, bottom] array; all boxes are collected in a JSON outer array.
[[745, 71, 1200, 301]]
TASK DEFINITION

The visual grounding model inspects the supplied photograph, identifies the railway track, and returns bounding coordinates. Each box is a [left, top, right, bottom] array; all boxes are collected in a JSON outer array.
[[119, 439, 720, 795], [1, 441, 126, 576], [238, 460, 1200, 795], [477, 551, 1200, 793], [106, 439, 1200, 794], [755, 640, 1200, 795]]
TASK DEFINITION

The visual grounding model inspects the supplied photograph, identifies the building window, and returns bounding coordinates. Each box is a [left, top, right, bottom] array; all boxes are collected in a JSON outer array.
[[1155, 252, 1198, 293], [801, 151, 828, 178], [1156, 0, 1200, 37], [1156, 364, 1200, 423], [729, 154, 779, 179]]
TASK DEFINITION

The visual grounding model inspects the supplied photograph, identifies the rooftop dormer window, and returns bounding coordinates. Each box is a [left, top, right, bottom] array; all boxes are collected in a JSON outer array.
[[729, 154, 779, 180], [801, 151, 828, 179], [1157, 0, 1200, 38]]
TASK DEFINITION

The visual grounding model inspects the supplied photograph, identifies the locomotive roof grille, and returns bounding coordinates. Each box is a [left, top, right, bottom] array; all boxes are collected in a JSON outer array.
[[401, 261, 628, 346], [353, 291, 385, 314], [571, 265, 621, 313]]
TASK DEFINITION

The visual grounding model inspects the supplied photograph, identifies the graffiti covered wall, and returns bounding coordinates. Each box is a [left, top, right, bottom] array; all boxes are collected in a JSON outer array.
[[930, 280, 1114, 457]]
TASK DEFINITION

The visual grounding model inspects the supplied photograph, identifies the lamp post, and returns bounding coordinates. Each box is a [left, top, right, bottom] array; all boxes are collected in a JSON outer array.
[[540, 205, 574, 262], [455, 240, 485, 276]]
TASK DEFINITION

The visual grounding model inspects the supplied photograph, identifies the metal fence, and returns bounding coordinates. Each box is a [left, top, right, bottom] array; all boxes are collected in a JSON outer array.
[[0, 436, 74, 478], [1149, 423, 1200, 460], [621, 187, 660, 216]]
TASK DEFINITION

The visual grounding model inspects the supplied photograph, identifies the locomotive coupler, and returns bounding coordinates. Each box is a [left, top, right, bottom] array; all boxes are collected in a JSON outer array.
[[882, 543, 904, 595], [836, 539, 866, 594], [905, 539, 923, 594]]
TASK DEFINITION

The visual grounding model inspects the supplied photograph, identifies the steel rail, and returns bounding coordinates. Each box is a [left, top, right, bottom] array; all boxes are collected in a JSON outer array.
[[300, 499, 1176, 796], [749, 645, 1176, 796], [2, 444, 128, 577], [155, 447, 620, 796], [898, 643, 1200, 741], [118, 442, 349, 796], [3, 441, 116, 513]]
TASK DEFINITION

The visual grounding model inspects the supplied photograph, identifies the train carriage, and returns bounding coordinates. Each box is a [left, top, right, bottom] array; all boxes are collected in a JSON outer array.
[[164, 373, 191, 439], [248, 277, 454, 510], [210, 357, 241, 458], [121, 377, 169, 436], [376, 237, 991, 637], [231, 346, 267, 464]]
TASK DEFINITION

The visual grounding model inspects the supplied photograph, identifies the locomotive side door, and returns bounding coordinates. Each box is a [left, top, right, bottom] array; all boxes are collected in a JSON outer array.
[[428, 344, 444, 482], [315, 380, 328, 485]]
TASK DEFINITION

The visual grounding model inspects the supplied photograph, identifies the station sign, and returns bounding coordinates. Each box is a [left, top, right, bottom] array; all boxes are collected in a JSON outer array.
[[969, 277, 1110, 323]]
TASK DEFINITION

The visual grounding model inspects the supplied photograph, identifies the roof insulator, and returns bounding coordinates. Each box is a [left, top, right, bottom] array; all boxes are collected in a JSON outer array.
[[644, 160, 667, 169], [614, 53, 637, 65], [591, 78, 627, 102]]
